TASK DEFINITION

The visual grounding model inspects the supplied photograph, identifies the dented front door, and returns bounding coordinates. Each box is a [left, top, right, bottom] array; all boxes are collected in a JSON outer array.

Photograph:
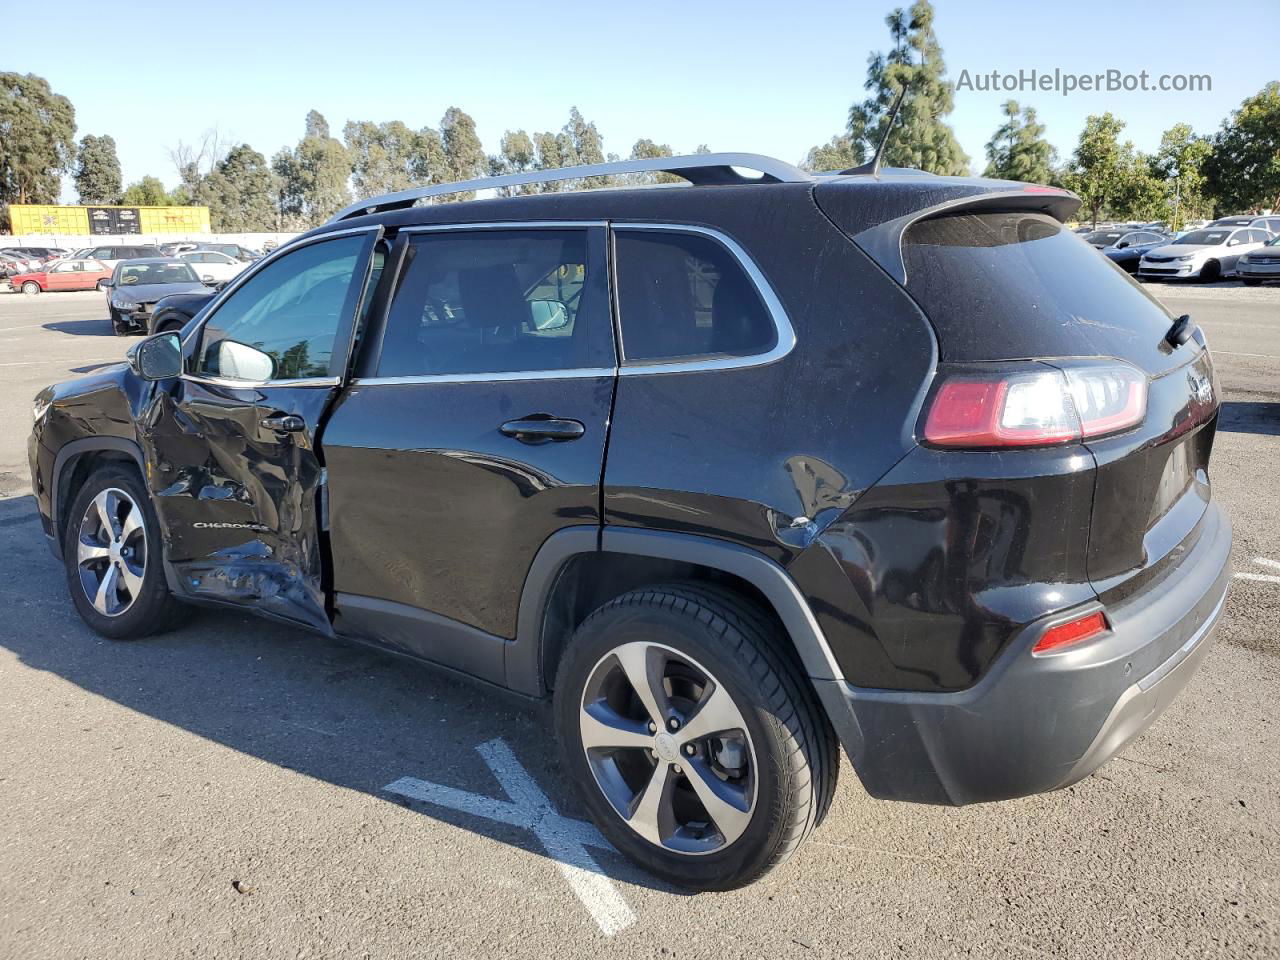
[[140, 228, 381, 631]]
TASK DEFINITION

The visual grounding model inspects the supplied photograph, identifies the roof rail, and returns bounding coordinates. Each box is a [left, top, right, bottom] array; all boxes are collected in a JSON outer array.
[[328, 152, 812, 223]]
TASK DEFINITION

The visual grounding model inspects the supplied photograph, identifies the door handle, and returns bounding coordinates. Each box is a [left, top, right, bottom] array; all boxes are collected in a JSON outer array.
[[261, 413, 306, 433], [500, 417, 585, 443]]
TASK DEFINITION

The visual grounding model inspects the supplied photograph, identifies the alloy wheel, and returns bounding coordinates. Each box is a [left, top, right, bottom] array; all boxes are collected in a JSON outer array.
[[76, 487, 147, 617], [579, 641, 757, 855]]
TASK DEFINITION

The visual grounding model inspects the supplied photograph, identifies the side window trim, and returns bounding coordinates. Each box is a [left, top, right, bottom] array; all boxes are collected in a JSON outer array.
[[609, 222, 796, 377], [181, 225, 380, 387], [353, 220, 616, 385]]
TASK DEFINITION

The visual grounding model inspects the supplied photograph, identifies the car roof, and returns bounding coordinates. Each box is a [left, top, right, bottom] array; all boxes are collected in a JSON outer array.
[[115, 257, 190, 266], [296, 152, 1080, 249]]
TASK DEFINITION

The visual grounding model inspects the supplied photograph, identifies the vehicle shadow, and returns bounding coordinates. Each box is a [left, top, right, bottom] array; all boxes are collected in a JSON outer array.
[[0, 494, 681, 896], [43, 317, 114, 337], [1219, 401, 1280, 437]]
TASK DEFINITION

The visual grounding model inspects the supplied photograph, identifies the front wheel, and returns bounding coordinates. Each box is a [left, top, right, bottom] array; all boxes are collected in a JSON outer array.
[[63, 465, 188, 639], [1199, 260, 1221, 283], [1242, 278, 1262, 286], [553, 584, 836, 890], [21, 280, 40, 295]]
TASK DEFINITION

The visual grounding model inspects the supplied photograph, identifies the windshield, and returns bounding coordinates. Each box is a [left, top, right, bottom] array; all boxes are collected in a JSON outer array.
[[1175, 230, 1229, 245], [1085, 231, 1125, 246], [118, 262, 199, 285]]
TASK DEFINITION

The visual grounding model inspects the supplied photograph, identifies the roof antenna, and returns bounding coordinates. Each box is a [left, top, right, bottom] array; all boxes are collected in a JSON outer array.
[[840, 82, 908, 177]]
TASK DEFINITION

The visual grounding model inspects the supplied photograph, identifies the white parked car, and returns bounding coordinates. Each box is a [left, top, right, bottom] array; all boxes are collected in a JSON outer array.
[[1137, 226, 1274, 281], [178, 249, 247, 286]]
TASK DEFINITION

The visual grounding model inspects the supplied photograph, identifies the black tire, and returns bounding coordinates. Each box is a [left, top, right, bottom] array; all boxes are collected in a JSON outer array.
[[1199, 260, 1220, 283], [62, 465, 189, 640], [1242, 278, 1262, 286], [152, 313, 186, 334], [108, 307, 130, 337], [553, 583, 836, 891]]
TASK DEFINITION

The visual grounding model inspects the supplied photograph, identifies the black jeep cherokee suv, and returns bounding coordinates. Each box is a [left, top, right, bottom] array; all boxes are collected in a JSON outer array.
[[28, 154, 1231, 890]]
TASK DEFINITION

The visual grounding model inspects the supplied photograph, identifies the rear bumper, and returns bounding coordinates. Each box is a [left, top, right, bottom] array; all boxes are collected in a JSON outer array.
[[815, 500, 1232, 805]]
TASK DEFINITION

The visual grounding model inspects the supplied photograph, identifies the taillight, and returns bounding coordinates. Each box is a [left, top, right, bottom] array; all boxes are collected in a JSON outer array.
[[923, 362, 1146, 448], [1032, 610, 1109, 655]]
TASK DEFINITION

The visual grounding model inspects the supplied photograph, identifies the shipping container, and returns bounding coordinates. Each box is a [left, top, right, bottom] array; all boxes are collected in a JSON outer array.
[[6, 204, 211, 236]]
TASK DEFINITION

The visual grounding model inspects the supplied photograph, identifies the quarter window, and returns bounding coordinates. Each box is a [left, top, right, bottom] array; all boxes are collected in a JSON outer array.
[[196, 233, 368, 381], [614, 229, 776, 363], [375, 228, 611, 377]]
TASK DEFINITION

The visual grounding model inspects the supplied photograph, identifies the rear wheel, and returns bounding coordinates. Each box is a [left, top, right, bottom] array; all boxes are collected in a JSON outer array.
[[553, 583, 836, 890], [1199, 259, 1221, 283], [21, 281, 40, 295], [63, 465, 188, 639]]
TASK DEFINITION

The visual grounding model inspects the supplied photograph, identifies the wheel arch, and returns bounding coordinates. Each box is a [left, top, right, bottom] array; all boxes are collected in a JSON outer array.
[[51, 437, 146, 558], [509, 527, 847, 698]]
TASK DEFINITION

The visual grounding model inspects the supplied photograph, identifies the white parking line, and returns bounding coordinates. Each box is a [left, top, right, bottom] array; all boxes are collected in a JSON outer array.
[[1234, 557, 1280, 585], [385, 738, 636, 937]]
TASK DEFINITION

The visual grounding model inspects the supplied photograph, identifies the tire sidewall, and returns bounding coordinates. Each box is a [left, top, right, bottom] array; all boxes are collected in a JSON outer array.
[[63, 465, 172, 639], [22, 281, 40, 295], [554, 599, 799, 889]]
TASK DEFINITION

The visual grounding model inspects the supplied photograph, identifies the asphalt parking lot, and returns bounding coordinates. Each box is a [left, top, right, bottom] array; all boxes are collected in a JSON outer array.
[[0, 283, 1277, 959]]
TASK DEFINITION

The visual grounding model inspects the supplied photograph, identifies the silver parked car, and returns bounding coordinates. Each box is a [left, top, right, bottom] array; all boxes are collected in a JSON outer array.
[[1236, 235, 1280, 286], [1138, 226, 1274, 281]]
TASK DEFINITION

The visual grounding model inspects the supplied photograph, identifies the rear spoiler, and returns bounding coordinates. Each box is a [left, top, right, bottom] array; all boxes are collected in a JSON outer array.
[[815, 178, 1081, 286]]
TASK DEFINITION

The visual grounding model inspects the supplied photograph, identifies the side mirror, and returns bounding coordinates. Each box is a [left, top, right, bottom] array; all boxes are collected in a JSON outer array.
[[100, 279, 113, 288], [202, 274, 214, 283], [528, 298, 571, 331], [127, 331, 182, 380], [1116, 241, 1129, 249]]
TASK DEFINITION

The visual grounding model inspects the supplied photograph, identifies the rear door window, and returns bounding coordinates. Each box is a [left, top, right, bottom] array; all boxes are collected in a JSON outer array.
[[613, 229, 776, 363], [374, 228, 612, 377]]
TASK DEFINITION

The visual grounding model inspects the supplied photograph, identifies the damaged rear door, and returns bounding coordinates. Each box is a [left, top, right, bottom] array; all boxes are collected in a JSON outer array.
[[141, 227, 382, 630]]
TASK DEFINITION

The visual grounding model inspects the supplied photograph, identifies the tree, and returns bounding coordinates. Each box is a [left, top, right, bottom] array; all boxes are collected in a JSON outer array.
[[802, 135, 861, 173], [629, 138, 681, 184], [982, 101, 1055, 184], [74, 134, 122, 204], [841, 1, 969, 175], [274, 111, 351, 226], [345, 120, 447, 198], [440, 107, 486, 201], [1151, 123, 1213, 230], [0, 72, 76, 205], [1062, 113, 1128, 227], [168, 126, 231, 200], [1113, 151, 1166, 222], [121, 176, 172, 206], [1203, 82, 1280, 213], [200, 145, 277, 231], [488, 108, 613, 193]]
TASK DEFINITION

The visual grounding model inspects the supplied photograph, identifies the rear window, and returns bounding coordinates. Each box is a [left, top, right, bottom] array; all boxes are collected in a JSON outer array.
[[614, 230, 776, 363], [902, 211, 1180, 373]]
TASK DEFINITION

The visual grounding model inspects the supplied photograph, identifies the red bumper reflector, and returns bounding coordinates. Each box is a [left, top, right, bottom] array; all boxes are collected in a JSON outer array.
[[1033, 611, 1108, 655]]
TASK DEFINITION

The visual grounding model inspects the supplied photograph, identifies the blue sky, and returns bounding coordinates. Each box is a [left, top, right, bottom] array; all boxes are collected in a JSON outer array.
[[12, 0, 1277, 196]]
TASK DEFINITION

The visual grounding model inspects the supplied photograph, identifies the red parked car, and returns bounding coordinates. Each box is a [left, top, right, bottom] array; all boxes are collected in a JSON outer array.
[[10, 258, 112, 294]]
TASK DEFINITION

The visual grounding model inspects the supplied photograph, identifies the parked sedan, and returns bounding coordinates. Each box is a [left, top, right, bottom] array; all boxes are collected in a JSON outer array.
[[1236, 235, 1280, 286], [194, 242, 261, 262], [104, 259, 210, 335], [1138, 226, 1274, 281], [9, 259, 112, 294], [178, 249, 247, 286], [1083, 229, 1170, 273]]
